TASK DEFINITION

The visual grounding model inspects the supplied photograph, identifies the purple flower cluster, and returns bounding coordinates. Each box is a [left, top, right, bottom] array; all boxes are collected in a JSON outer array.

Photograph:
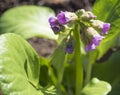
[[48, 9, 111, 53], [49, 11, 70, 34], [85, 22, 110, 52], [85, 35, 104, 52]]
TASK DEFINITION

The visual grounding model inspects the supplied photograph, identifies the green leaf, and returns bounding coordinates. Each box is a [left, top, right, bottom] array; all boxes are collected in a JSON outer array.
[[62, 63, 75, 94], [80, 78, 111, 95], [0, 33, 43, 95], [49, 37, 68, 95], [92, 0, 120, 22], [0, 5, 58, 40], [92, 50, 120, 95], [50, 43, 66, 84], [43, 85, 56, 95], [92, 0, 120, 58]]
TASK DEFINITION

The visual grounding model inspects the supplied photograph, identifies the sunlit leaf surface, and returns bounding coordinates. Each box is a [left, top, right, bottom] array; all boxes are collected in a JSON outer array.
[[0, 33, 43, 95], [81, 78, 111, 95], [0, 6, 58, 40]]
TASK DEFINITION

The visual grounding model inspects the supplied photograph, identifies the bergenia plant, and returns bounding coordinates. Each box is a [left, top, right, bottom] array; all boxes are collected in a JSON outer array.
[[0, 0, 120, 95]]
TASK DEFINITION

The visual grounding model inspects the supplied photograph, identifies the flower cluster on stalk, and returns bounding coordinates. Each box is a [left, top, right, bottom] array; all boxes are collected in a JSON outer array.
[[48, 9, 110, 53], [49, 11, 77, 53]]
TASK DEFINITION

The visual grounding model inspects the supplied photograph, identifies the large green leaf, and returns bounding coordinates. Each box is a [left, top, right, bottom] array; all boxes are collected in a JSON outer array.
[[80, 78, 111, 95], [92, 50, 120, 95], [92, 0, 120, 58], [0, 33, 44, 95], [0, 5, 58, 40]]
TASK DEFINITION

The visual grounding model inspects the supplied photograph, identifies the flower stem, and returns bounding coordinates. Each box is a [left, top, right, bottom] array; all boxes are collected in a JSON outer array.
[[84, 61, 92, 86], [73, 23, 83, 95]]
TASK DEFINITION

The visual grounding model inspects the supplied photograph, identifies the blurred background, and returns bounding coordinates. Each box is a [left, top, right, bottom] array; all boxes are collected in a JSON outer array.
[[0, 0, 96, 57], [0, 0, 95, 15]]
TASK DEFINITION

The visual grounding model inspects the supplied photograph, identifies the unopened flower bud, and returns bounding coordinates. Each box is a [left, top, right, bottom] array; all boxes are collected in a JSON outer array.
[[81, 12, 90, 21], [86, 27, 99, 37], [87, 11, 96, 19], [91, 20, 104, 28], [76, 9, 86, 17], [77, 10, 96, 21], [65, 36, 74, 54], [90, 20, 110, 34], [51, 25, 61, 34], [67, 12, 78, 21], [65, 44, 74, 54]]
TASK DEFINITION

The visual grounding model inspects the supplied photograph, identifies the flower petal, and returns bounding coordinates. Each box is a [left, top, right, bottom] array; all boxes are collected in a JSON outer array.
[[57, 11, 70, 25], [92, 35, 104, 46], [102, 23, 110, 34], [49, 17, 57, 27], [85, 43, 96, 52]]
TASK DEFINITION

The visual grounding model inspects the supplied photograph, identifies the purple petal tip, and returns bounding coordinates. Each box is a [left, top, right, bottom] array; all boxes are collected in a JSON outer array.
[[85, 43, 96, 52], [102, 23, 110, 34], [92, 35, 104, 46]]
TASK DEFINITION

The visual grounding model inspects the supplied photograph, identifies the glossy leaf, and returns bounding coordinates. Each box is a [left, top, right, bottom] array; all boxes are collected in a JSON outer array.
[[0, 33, 54, 95], [92, 0, 120, 58], [0, 6, 58, 40], [92, 50, 120, 95], [81, 78, 111, 95]]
